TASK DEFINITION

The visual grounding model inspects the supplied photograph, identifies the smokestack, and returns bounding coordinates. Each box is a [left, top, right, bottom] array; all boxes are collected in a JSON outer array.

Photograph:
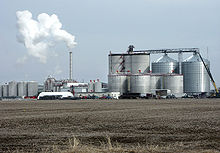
[[69, 51, 72, 80]]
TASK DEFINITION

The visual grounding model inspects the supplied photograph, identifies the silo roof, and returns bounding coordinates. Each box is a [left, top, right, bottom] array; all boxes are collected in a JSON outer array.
[[153, 54, 177, 63], [184, 53, 209, 63]]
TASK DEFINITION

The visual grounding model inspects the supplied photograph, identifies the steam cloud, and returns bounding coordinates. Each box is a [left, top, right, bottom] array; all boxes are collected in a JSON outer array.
[[16, 10, 76, 63]]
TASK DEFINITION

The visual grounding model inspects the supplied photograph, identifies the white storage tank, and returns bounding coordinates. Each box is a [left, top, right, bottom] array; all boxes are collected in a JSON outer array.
[[88, 80, 94, 92], [150, 74, 162, 90], [109, 54, 124, 74], [0, 85, 2, 97], [2, 84, 8, 97], [162, 74, 183, 95], [17, 82, 27, 97], [8, 81, 17, 97], [124, 55, 132, 73], [27, 81, 38, 97], [182, 53, 210, 94], [94, 81, 102, 92], [130, 74, 151, 93], [152, 54, 179, 74], [131, 53, 150, 74], [108, 74, 128, 94]]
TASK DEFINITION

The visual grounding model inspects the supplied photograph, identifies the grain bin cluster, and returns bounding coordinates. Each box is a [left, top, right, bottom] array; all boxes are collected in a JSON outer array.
[[0, 81, 38, 98], [108, 46, 210, 97]]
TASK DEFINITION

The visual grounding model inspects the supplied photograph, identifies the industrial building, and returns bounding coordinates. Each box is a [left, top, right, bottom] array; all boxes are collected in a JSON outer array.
[[0, 45, 217, 100], [108, 45, 212, 98]]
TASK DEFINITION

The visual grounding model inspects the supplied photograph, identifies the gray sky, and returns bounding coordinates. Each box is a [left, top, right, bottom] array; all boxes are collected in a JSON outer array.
[[0, 0, 220, 87]]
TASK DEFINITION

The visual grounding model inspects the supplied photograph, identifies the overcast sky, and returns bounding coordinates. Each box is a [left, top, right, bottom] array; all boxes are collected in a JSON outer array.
[[0, 0, 220, 87]]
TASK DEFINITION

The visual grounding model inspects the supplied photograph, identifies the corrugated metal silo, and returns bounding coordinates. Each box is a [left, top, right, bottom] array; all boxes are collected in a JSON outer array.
[[162, 74, 183, 95], [109, 54, 124, 74], [130, 74, 151, 93], [27, 81, 38, 97], [124, 55, 131, 73], [150, 74, 162, 90], [182, 53, 210, 94], [131, 54, 150, 74], [8, 81, 17, 97], [18, 82, 27, 97], [2, 85, 8, 97], [108, 74, 128, 94], [152, 54, 179, 74]]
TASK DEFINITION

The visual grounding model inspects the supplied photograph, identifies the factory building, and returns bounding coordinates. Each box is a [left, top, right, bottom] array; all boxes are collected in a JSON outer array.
[[42, 76, 109, 99], [108, 46, 210, 98]]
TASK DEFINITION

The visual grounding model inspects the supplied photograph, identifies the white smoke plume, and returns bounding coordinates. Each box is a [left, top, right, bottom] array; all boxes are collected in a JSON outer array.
[[16, 10, 77, 63]]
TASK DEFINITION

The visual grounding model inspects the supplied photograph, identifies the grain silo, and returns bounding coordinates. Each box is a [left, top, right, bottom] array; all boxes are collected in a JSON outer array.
[[162, 74, 183, 95], [2, 84, 8, 97], [109, 54, 124, 74], [17, 82, 27, 97], [130, 74, 151, 94], [130, 53, 150, 74], [150, 74, 162, 90], [88, 80, 94, 92], [0, 85, 2, 97], [108, 74, 128, 94], [27, 81, 38, 97], [94, 80, 102, 92], [182, 53, 210, 94], [8, 81, 17, 97], [152, 54, 179, 74]]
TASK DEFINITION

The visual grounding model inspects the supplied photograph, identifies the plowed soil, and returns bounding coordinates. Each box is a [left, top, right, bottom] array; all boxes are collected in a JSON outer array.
[[0, 99, 220, 152]]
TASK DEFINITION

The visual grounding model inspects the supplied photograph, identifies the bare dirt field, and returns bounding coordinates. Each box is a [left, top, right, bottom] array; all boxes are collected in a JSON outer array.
[[0, 99, 220, 153]]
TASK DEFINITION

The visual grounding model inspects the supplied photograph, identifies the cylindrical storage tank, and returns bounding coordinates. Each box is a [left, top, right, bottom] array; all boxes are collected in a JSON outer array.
[[108, 74, 128, 94], [152, 54, 179, 74], [94, 81, 102, 92], [150, 74, 162, 90], [2, 84, 8, 97], [0, 85, 2, 97], [162, 74, 183, 95], [8, 81, 17, 97], [182, 53, 210, 93], [124, 55, 132, 73], [130, 74, 151, 93], [27, 81, 38, 97], [131, 53, 150, 74], [88, 81, 94, 92], [17, 82, 27, 97], [109, 54, 124, 74]]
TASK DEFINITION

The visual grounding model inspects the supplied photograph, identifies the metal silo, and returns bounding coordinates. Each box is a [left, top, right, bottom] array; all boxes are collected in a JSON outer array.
[[27, 81, 38, 97], [130, 74, 151, 93], [88, 81, 94, 92], [17, 82, 27, 97], [8, 81, 17, 97], [131, 53, 150, 74], [151, 74, 162, 90], [0, 85, 2, 97], [109, 54, 124, 74], [162, 74, 183, 95], [124, 55, 132, 73], [182, 53, 210, 94], [152, 54, 179, 74], [108, 74, 128, 94], [94, 81, 102, 92], [2, 84, 8, 97]]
